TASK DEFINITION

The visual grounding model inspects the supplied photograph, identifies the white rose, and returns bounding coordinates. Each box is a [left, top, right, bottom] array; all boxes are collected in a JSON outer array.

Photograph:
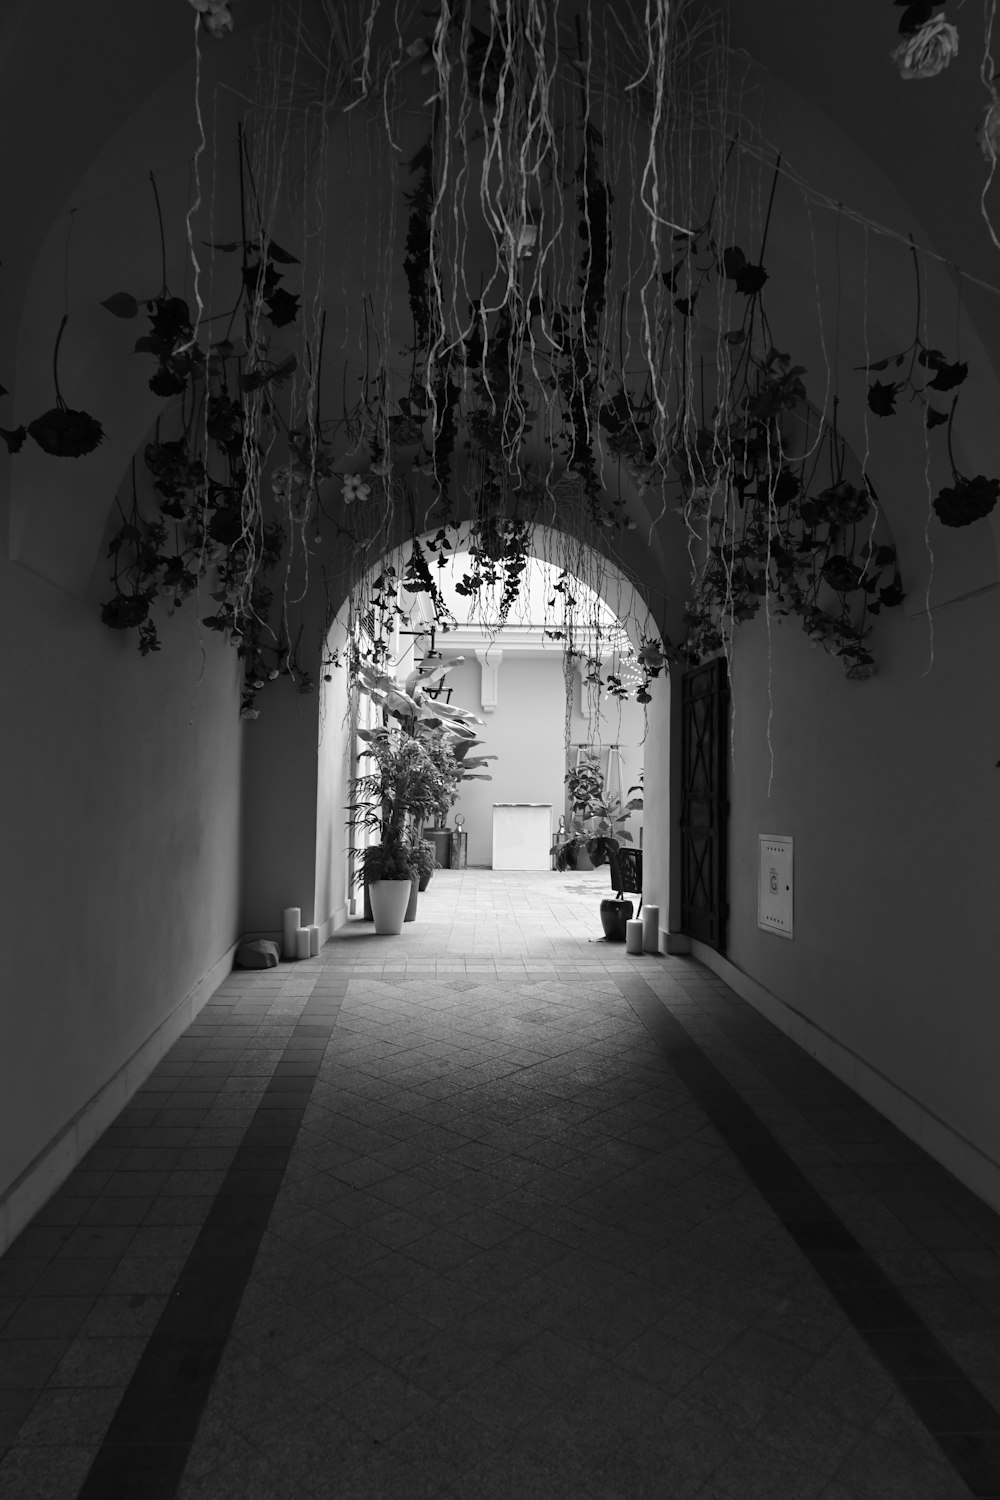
[[891, 13, 959, 80], [978, 100, 1000, 161]]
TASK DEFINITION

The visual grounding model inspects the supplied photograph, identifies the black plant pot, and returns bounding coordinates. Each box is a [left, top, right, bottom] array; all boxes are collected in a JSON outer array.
[[404, 877, 419, 922], [600, 898, 634, 942], [429, 829, 452, 869]]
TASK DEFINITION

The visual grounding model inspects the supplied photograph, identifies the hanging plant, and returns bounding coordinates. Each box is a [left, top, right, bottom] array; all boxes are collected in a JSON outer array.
[[24, 316, 105, 458], [857, 242, 997, 530], [63, 0, 1000, 720], [91, 146, 328, 715]]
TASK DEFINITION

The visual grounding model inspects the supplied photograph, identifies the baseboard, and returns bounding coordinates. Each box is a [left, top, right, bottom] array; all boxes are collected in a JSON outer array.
[[0, 941, 240, 1256], [690, 941, 1000, 1217], [327, 905, 348, 935]]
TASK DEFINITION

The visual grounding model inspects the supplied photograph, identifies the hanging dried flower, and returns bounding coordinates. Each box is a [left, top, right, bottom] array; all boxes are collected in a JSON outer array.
[[341, 473, 371, 504], [27, 405, 105, 458], [932, 474, 1000, 526], [404, 37, 434, 73], [188, 0, 235, 37], [891, 13, 958, 79], [101, 592, 151, 630], [978, 100, 1000, 161], [25, 315, 105, 457]]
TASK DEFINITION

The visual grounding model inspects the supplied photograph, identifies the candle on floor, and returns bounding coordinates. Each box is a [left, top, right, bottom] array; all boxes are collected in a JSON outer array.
[[307, 925, 320, 956], [282, 907, 301, 960], [294, 927, 310, 960], [626, 919, 644, 955], [642, 904, 660, 954]]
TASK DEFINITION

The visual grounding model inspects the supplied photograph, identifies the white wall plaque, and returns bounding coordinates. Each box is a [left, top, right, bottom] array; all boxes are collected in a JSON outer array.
[[758, 835, 793, 939]]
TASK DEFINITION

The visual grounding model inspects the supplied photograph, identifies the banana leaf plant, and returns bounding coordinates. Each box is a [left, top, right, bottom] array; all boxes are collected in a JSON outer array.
[[355, 656, 482, 740], [353, 653, 495, 851], [355, 655, 495, 789]]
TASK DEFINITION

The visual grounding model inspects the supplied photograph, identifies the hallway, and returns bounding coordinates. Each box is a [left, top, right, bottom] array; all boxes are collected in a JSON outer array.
[[1, 869, 999, 1499]]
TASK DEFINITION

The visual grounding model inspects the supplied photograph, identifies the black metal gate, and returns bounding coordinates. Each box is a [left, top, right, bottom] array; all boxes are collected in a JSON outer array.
[[679, 657, 729, 951]]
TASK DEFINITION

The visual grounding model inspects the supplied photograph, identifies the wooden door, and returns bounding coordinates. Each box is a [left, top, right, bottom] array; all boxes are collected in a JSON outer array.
[[679, 658, 729, 951]]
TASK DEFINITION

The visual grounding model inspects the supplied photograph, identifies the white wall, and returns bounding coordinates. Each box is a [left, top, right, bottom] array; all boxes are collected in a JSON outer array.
[[0, 561, 243, 1246], [446, 654, 565, 866], [0, 14, 256, 1247], [442, 649, 648, 867], [705, 590, 1000, 1204]]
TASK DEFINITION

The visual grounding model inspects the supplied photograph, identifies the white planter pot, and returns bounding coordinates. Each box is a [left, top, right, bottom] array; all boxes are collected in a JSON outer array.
[[369, 879, 413, 935]]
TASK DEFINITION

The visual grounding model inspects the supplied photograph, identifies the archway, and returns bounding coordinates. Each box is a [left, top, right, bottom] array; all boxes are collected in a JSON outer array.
[[308, 522, 673, 951]]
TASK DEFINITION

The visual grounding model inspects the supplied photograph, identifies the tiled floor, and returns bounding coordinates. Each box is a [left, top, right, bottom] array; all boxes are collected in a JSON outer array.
[[2, 868, 1000, 1498]]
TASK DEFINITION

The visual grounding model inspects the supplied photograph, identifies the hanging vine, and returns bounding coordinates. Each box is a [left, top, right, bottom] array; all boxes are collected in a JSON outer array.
[[7, 0, 1000, 716]]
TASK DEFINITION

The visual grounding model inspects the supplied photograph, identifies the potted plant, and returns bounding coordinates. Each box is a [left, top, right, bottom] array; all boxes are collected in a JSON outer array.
[[349, 728, 442, 933], [354, 655, 497, 871], [359, 839, 417, 934], [550, 754, 641, 941]]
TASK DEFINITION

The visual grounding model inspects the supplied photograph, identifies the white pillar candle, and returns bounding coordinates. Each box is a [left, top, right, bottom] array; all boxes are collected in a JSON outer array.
[[642, 905, 660, 954], [282, 907, 301, 960], [294, 927, 310, 960], [626, 919, 644, 955], [307, 925, 320, 957]]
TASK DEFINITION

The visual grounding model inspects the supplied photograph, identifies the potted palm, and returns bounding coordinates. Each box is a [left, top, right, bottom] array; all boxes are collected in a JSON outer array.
[[349, 728, 443, 933], [359, 839, 418, 934]]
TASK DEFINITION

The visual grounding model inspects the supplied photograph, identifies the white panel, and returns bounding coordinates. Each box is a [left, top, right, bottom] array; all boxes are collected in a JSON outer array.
[[475, 648, 502, 713], [758, 835, 793, 938], [492, 804, 552, 870]]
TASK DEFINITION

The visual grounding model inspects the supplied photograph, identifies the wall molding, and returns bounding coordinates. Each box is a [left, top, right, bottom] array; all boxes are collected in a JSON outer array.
[[690, 941, 1000, 1217], [0, 941, 240, 1256]]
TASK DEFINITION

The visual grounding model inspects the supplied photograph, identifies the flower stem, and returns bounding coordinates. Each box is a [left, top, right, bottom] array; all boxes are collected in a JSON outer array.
[[945, 392, 961, 478], [907, 234, 922, 385], [149, 171, 168, 297], [52, 314, 68, 407], [758, 152, 782, 263]]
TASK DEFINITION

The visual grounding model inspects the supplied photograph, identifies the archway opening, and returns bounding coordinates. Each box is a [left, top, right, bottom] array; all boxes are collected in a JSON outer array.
[[318, 524, 670, 941]]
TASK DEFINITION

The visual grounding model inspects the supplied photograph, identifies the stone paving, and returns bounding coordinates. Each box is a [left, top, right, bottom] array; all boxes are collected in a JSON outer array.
[[2, 868, 999, 1497]]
